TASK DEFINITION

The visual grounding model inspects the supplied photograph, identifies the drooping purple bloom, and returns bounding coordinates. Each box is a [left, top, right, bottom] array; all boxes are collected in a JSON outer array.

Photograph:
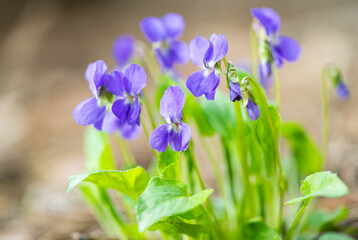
[[186, 34, 228, 100], [229, 81, 260, 121], [73, 60, 108, 126], [335, 82, 349, 100], [140, 13, 189, 70], [105, 63, 147, 126], [112, 35, 135, 68], [252, 7, 301, 67], [252, 7, 301, 88], [149, 86, 191, 152]]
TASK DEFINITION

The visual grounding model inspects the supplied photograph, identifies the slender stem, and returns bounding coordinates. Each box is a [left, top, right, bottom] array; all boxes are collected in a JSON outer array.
[[186, 144, 205, 190], [98, 188, 128, 240], [142, 89, 157, 130], [285, 199, 311, 240], [199, 136, 225, 199], [140, 118, 150, 139], [247, 77, 284, 228], [223, 57, 228, 69], [250, 23, 259, 80], [137, 41, 161, 84], [273, 65, 280, 112], [234, 102, 250, 231], [321, 66, 330, 162], [115, 135, 136, 166]]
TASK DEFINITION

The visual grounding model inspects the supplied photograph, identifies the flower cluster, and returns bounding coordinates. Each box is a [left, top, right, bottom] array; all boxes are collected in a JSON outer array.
[[73, 61, 145, 140], [140, 13, 189, 71], [252, 7, 301, 88]]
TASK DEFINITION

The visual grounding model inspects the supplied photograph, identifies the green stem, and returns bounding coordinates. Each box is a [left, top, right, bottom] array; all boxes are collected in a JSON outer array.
[[247, 77, 284, 228], [137, 41, 161, 84], [285, 199, 311, 240], [142, 89, 157, 130], [199, 136, 225, 201], [250, 23, 259, 80], [321, 66, 330, 162], [273, 65, 280, 112], [98, 188, 128, 240], [234, 102, 250, 231], [116, 135, 136, 167]]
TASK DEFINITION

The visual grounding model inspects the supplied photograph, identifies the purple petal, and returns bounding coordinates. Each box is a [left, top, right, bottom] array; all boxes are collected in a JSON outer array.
[[169, 123, 191, 152], [112, 35, 135, 67], [73, 97, 106, 125], [162, 13, 185, 39], [93, 115, 104, 131], [275, 36, 301, 62], [189, 36, 211, 69], [140, 17, 166, 43], [336, 82, 349, 100], [119, 122, 142, 140], [112, 98, 141, 124], [155, 47, 174, 70], [149, 124, 170, 152], [205, 33, 228, 68], [104, 71, 126, 98], [186, 70, 206, 97], [251, 7, 281, 36], [229, 81, 242, 102], [85, 60, 108, 98], [204, 90, 216, 100], [246, 99, 260, 121], [160, 86, 185, 123], [200, 71, 220, 94], [123, 63, 147, 96], [170, 40, 189, 64]]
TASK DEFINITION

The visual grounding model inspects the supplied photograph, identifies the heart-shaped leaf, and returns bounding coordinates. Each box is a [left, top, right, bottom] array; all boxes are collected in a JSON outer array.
[[286, 171, 348, 205], [68, 166, 150, 200], [318, 232, 355, 240], [136, 177, 213, 232]]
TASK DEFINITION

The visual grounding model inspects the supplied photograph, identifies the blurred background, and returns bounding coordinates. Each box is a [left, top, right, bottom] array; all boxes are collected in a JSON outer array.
[[0, 0, 357, 239]]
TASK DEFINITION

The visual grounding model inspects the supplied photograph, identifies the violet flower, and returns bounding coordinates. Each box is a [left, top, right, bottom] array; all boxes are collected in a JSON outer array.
[[140, 13, 189, 70], [73, 60, 109, 127], [252, 7, 301, 87], [105, 63, 147, 126], [229, 81, 260, 121], [186, 33, 228, 100], [112, 35, 135, 68], [149, 86, 191, 152]]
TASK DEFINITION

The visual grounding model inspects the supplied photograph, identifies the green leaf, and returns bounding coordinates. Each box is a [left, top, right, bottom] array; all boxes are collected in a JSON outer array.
[[183, 95, 215, 136], [243, 222, 282, 240], [253, 104, 281, 175], [136, 177, 213, 232], [158, 148, 180, 180], [68, 166, 150, 200], [318, 232, 355, 240], [200, 90, 236, 138], [281, 122, 322, 176], [286, 171, 349, 205], [148, 216, 209, 239], [84, 126, 115, 172]]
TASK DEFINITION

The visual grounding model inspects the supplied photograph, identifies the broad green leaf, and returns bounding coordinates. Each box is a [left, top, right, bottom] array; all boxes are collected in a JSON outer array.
[[286, 171, 348, 205], [158, 148, 180, 180], [148, 216, 209, 239], [318, 232, 355, 240], [84, 126, 115, 172], [136, 177, 213, 232], [253, 104, 281, 175], [243, 222, 282, 240], [201, 91, 236, 137], [281, 122, 322, 176], [183, 95, 215, 136], [68, 166, 150, 200]]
